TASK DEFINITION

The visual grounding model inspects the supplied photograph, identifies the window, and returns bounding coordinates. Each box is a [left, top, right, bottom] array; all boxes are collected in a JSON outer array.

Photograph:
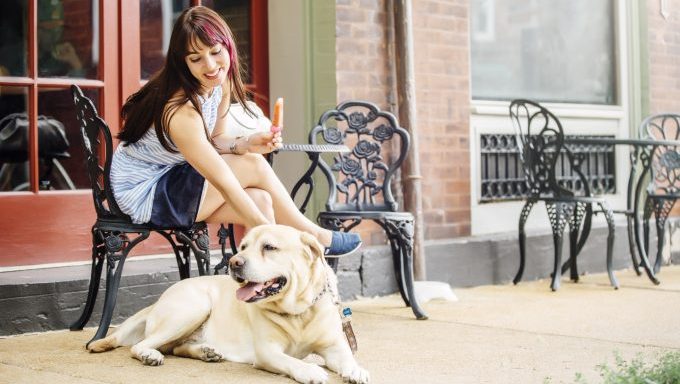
[[0, 0, 101, 192], [470, 0, 617, 105]]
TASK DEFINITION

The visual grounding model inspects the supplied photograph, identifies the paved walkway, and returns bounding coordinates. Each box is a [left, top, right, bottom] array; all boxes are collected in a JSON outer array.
[[1, 266, 679, 384]]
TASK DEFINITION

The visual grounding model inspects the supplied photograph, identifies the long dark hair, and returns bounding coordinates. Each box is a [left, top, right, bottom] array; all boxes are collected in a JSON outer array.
[[118, 6, 252, 152]]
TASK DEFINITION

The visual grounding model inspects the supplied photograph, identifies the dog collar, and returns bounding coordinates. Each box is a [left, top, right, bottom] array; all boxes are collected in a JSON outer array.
[[311, 275, 335, 306]]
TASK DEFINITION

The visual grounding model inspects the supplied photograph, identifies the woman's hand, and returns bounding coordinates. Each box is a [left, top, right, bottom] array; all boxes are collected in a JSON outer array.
[[245, 130, 283, 154]]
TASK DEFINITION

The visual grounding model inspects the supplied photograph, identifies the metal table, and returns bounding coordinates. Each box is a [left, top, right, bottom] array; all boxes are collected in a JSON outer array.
[[565, 137, 680, 284]]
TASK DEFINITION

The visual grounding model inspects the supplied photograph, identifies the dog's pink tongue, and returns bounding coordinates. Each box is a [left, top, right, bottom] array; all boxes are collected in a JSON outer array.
[[236, 282, 265, 301]]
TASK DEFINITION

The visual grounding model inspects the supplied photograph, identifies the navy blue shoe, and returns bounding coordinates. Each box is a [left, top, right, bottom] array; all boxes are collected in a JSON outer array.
[[325, 231, 362, 257]]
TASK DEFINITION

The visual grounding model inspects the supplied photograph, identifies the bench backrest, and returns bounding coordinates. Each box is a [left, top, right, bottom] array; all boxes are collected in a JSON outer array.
[[309, 101, 410, 212], [642, 113, 680, 196], [71, 85, 128, 220]]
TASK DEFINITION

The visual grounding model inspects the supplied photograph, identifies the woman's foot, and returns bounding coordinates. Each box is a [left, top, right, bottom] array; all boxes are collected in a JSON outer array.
[[325, 231, 362, 257]]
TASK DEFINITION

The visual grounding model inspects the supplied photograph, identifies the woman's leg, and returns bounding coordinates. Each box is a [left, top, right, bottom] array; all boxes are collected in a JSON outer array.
[[196, 153, 332, 246], [198, 187, 274, 228]]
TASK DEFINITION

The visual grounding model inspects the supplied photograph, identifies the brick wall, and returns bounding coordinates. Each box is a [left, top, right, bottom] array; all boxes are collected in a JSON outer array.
[[412, 0, 471, 239], [335, 0, 395, 245], [335, 0, 471, 244], [647, 0, 680, 113]]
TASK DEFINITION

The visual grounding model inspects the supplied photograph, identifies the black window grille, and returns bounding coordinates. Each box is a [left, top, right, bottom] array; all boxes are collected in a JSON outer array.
[[479, 134, 616, 202]]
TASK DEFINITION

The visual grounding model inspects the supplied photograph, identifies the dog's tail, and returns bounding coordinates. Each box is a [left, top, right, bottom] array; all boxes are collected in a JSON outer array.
[[88, 305, 153, 353]]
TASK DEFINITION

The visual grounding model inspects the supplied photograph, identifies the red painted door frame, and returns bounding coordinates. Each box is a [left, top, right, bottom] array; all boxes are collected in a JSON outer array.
[[0, 0, 269, 267]]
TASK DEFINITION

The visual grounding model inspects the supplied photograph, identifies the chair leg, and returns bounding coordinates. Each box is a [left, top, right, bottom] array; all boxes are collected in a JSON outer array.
[[515, 200, 535, 285], [156, 230, 190, 279], [598, 201, 618, 289], [565, 202, 586, 282], [175, 225, 211, 276], [375, 219, 409, 306], [87, 231, 149, 348], [626, 214, 642, 276], [653, 199, 675, 274], [384, 218, 427, 320], [643, 197, 653, 263], [70, 230, 105, 331], [546, 202, 574, 291], [214, 224, 234, 275], [638, 197, 661, 285]]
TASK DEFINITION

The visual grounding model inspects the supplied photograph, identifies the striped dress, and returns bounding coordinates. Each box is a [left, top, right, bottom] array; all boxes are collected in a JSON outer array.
[[110, 86, 222, 224]]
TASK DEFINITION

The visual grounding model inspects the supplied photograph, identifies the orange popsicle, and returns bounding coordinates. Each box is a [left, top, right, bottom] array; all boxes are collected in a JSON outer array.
[[271, 97, 283, 133]]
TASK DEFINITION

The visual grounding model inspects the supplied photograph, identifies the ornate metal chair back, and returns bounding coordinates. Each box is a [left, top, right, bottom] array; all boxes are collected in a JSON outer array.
[[71, 85, 127, 220], [509, 99, 584, 198], [643, 113, 680, 196], [309, 101, 410, 212]]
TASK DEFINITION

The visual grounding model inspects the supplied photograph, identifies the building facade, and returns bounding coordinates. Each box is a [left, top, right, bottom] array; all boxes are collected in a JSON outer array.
[[1, 0, 679, 270]]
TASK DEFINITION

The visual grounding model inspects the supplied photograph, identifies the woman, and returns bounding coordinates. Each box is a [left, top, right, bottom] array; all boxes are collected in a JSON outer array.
[[110, 6, 360, 256]]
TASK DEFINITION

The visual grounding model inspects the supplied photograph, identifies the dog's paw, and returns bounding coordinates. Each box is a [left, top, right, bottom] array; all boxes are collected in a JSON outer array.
[[341, 364, 370, 384], [200, 346, 223, 362], [139, 349, 164, 366], [293, 364, 328, 384]]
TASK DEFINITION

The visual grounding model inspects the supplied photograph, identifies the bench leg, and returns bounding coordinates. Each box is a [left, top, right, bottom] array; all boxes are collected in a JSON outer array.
[[546, 202, 574, 291], [70, 230, 105, 331], [515, 200, 535, 285], [384, 218, 428, 320], [176, 226, 211, 276], [86, 231, 149, 348], [156, 230, 191, 279]]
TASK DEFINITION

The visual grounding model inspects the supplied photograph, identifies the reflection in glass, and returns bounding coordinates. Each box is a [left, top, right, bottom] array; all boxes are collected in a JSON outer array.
[[0, 86, 29, 191], [203, 0, 252, 83], [0, 1, 28, 77], [37, 87, 99, 190], [140, 0, 191, 80], [38, 0, 99, 79], [470, 0, 616, 105]]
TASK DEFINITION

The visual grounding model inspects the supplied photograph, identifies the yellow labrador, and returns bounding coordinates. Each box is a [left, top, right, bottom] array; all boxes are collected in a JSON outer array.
[[88, 224, 369, 384]]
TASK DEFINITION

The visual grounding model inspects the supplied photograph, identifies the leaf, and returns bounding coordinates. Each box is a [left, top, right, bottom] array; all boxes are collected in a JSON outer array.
[[373, 162, 388, 171]]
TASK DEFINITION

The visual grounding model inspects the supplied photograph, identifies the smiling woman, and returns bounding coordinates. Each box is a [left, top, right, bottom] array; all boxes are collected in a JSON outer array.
[[111, 6, 362, 257]]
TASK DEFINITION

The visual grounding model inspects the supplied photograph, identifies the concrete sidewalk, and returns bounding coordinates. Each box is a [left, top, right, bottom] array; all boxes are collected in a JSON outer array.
[[0, 266, 678, 384]]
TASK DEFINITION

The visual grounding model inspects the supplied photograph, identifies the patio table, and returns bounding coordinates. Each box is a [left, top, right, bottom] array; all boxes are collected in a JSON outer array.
[[565, 137, 680, 284]]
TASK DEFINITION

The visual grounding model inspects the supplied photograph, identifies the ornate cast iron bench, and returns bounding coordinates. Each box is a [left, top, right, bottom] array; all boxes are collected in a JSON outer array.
[[69, 85, 212, 346], [509, 99, 618, 291], [294, 101, 427, 320], [641, 113, 680, 275]]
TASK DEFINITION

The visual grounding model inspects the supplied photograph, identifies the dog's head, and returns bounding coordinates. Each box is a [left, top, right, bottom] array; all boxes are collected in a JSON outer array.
[[229, 224, 330, 314]]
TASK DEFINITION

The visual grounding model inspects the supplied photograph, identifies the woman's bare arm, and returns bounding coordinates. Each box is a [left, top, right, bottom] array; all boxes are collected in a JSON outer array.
[[168, 105, 270, 228]]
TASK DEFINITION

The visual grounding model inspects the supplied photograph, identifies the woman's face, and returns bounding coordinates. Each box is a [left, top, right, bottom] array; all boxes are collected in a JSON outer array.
[[185, 39, 230, 94]]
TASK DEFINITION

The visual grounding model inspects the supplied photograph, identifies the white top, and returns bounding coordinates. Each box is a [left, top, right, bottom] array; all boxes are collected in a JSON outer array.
[[110, 86, 222, 224]]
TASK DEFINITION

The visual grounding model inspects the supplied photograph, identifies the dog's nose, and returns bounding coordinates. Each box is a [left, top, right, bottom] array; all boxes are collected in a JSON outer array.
[[229, 255, 245, 271]]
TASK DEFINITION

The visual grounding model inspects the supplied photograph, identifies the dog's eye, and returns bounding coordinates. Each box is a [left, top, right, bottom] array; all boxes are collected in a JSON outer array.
[[262, 243, 277, 252]]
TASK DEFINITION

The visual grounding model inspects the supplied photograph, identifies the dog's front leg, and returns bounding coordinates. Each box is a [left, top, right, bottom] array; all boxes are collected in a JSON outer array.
[[254, 344, 328, 384], [318, 338, 369, 384]]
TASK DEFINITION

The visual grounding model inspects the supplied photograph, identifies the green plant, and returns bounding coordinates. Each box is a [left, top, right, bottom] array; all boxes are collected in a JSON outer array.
[[596, 351, 680, 384]]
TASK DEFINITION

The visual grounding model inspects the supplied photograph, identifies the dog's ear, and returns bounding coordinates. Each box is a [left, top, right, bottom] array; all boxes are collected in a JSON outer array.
[[300, 231, 324, 260]]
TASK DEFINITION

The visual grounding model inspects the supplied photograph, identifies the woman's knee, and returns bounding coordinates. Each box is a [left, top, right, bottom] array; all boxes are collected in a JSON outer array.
[[242, 152, 272, 173], [245, 188, 274, 220]]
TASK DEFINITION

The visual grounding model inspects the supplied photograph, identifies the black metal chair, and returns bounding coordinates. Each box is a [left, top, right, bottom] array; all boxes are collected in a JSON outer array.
[[302, 100, 427, 319], [69, 85, 211, 346], [509, 99, 618, 291], [641, 113, 680, 274]]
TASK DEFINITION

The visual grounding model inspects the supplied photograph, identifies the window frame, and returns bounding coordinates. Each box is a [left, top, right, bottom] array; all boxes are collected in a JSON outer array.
[[468, 0, 632, 236]]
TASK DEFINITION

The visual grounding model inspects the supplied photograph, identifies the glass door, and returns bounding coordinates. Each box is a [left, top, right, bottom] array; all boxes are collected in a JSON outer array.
[[0, 0, 119, 266]]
